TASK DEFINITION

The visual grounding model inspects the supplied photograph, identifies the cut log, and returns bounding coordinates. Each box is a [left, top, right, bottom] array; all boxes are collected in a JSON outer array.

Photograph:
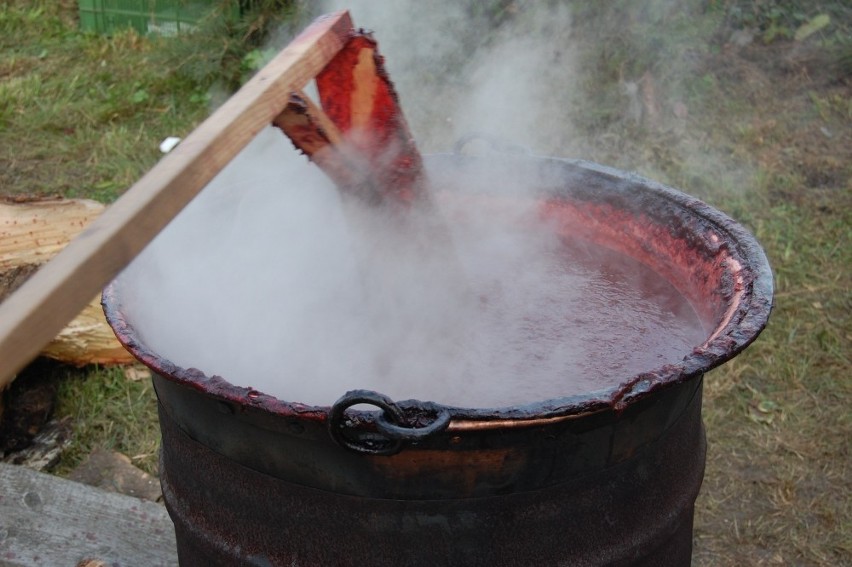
[[0, 197, 105, 273], [0, 197, 134, 366]]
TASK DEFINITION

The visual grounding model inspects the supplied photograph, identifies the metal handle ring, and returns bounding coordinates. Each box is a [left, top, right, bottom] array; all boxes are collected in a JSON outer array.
[[328, 389, 451, 456], [374, 407, 452, 441]]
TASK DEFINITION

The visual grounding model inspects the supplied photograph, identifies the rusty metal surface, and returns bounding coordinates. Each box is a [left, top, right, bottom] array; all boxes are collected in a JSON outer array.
[[152, 370, 699, 500], [158, 378, 705, 566]]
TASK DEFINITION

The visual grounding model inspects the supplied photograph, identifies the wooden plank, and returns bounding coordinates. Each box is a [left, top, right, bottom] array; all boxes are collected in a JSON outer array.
[[315, 31, 430, 208], [0, 10, 353, 388], [290, 88, 346, 145], [0, 463, 177, 566], [0, 198, 135, 366], [272, 90, 381, 203]]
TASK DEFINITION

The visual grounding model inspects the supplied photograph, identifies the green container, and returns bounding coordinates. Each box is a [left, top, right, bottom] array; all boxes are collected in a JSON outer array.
[[78, 0, 240, 36]]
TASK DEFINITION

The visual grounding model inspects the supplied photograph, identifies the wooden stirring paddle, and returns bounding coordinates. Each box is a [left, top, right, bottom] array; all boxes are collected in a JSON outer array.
[[273, 27, 471, 329], [273, 27, 465, 293], [273, 29, 435, 212]]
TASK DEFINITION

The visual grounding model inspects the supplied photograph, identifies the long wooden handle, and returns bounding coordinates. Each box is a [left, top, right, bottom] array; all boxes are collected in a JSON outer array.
[[0, 10, 353, 388]]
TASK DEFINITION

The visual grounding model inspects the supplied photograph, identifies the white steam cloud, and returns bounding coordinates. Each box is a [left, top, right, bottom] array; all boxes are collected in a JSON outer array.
[[320, 0, 580, 153], [113, 2, 707, 408]]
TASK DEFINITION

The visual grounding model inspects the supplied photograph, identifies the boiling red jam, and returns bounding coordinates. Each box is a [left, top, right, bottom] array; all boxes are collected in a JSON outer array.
[[433, 231, 707, 407]]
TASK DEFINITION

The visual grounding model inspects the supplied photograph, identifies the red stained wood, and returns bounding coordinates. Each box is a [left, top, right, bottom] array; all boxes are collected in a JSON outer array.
[[315, 32, 428, 208], [273, 91, 380, 205]]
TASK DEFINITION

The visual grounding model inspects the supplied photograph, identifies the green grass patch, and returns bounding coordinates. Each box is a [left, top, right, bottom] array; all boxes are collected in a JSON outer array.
[[0, 0, 305, 200], [52, 366, 160, 476], [0, 1, 267, 200]]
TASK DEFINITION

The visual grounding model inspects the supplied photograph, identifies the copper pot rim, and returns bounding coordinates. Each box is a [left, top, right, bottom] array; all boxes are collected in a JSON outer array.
[[102, 155, 773, 426]]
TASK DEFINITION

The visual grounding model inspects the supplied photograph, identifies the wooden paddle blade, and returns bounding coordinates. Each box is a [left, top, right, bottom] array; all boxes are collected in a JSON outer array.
[[273, 92, 380, 205], [315, 31, 426, 207], [273, 93, 339, 155]]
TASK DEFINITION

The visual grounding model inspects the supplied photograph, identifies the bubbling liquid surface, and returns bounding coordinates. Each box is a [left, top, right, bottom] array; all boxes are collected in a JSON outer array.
[[116, 129, 708, 410], [125, 214, 708, 409], [444, 231, 707, 407], [122, 197, 707, 410]]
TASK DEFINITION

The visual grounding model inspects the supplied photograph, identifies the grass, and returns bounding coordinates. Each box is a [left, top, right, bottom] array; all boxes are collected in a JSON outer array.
[[0, 2, 216, 200], [620, 14, 851, 563], [695, 196, 851, 564], [0, 0, 218, 471], [1, 0, 850, 565], [51, 366, 160, 476], [565, 6, 851, 562]]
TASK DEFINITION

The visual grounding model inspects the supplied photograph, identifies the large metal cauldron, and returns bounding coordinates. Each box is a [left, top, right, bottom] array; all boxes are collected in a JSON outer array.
[[103, 151, 773, 566]]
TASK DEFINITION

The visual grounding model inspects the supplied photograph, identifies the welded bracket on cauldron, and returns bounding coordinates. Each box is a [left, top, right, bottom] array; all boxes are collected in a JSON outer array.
[[328, 389, 452, 455]]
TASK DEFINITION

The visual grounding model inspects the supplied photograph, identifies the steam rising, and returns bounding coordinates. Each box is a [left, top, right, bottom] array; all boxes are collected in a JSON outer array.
[[319, 0, 580, 152], [114, 2, 708, 408], [116, 129, 571, 407]]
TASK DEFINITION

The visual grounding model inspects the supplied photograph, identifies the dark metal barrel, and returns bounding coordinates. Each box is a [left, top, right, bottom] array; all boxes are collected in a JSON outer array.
[[103, 153, 773, 566], [156, 376, 704, 566]]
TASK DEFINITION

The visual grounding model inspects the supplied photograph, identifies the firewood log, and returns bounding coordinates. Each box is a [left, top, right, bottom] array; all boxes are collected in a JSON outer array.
[[0, 197, 134, 367]]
